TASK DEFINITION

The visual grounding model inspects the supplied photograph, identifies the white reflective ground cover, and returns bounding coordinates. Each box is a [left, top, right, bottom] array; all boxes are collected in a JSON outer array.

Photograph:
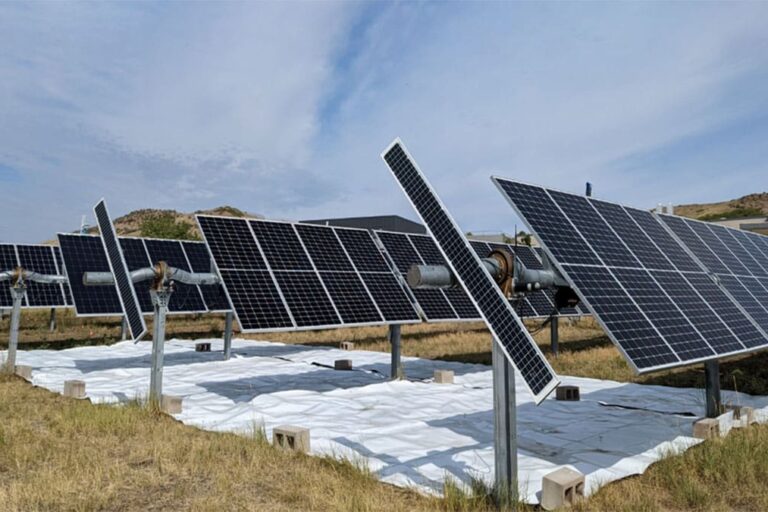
[[7, 339, 768, 504]]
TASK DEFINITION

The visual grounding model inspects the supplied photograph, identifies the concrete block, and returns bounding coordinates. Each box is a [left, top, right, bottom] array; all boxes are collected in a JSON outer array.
[[334, 359, 353, 371], [161, 394, 183, 414], [692, 417, 720, 440], [541, 467, 585, 510], [339, 341, 355, 351], [556, 385, 580, 401], [434, 369, 454, 384], [63, 380, 86, 399], [195, 342, 211, 352], [14, 364, 32, 380], [273, 425, 310, 453], [727, 405, 755, 428]]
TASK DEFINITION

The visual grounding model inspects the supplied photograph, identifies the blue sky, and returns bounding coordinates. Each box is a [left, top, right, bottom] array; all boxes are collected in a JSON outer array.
[[1, 2, 767, 242]]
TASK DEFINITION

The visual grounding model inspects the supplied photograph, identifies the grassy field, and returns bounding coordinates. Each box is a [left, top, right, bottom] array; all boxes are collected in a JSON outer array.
[[3, 310, 768, 510]]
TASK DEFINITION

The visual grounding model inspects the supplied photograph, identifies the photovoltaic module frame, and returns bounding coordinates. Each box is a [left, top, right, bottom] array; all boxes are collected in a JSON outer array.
[[493, 177, 768, 373], [381, 138, 559, 403]]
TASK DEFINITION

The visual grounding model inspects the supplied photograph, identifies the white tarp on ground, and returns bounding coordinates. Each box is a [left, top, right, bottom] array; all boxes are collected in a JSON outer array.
[[8, 338, 768, 504]]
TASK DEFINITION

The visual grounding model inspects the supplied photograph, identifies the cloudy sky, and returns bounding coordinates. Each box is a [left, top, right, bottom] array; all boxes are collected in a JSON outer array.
[[1, 2, 767, 242]]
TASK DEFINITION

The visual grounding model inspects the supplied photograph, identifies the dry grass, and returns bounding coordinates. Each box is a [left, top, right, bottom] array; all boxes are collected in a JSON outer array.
[[4, 312, 768, 510], [0, 373, 503, 512]]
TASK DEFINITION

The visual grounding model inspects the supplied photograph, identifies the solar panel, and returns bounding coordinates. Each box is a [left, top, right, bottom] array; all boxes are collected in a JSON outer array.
[[494, 178, 768, 372], [659, 214, 768, 337], [57, 234, 229, 317], [0, 244, 71, 308], [52, 246, 73, 306], [382, 139, 558, 402], [94, 200, 147, 341], [196, 215, 420, 333]]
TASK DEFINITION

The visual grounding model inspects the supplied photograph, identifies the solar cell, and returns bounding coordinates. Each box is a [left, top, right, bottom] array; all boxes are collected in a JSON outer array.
[[16, 245, 66, 307], [94, 200, 147, 341], [120, 237, 154, 313], [0, 245, 23, 307], [382, 139, 558, 402], [181, 241, 231, 312], [295, 224, 354, 272], [494, 177, 766, 372], [319, 272, 383, 324]]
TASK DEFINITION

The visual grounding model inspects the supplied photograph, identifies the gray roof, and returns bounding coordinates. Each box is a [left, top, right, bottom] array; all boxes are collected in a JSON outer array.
[[301, 215, 426, 234]]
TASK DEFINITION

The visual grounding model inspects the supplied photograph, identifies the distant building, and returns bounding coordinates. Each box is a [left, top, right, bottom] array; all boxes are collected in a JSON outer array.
[[708, 216, 768, 235], [467, 232, 539, 246], [301, 215, 426, 234]]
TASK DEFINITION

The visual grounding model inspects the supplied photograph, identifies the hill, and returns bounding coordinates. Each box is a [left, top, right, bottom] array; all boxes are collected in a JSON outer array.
[[675, 192, 768, 222], [85, 206, 261, 240]]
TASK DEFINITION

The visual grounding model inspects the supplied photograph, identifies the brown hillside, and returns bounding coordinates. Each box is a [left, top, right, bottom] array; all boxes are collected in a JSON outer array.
[[85, 206, 261, 238], [674, 192, 768, 222]]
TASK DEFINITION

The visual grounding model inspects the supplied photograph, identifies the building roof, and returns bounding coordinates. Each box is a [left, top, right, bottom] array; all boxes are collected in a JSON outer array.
[[301, 215, 426, 234]]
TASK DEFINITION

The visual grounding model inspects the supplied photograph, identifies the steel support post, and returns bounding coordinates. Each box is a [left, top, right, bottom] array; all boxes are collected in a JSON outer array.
[[705, 359, 722, 418], [149, 289, 172, 404], [49, 308, 57, 332], [550, 316, 559, 356], [388, 324, 403, 380], [120, 316, 128, 341], [4, 286, 25, 373], [223, 310, 234, 360], [492, 340, 517, 506]]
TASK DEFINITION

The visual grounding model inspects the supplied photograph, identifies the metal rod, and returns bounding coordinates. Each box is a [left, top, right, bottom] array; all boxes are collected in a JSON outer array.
[[550, 316, 559, 357], [492, 340, 518, 506], [49, 308, 57, 332], [4, 286, 25, 373], [223, 310, 234, 360], [84, 267, 219, 286], [705, 359, 721, 418], [389, 324, 403, 380], [149, 289, 171, 404]]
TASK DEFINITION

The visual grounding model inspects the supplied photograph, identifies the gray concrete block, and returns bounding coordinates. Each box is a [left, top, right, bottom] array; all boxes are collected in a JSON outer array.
[[339, 341, 355, 351], [541, 467, 585, 510], [195, 342, 211, 352], [556, 385, 580, 401], [14, 364, 32, 380], [434, 369, 454, 384], [63, 380, 86, 399], [334, 359, 353, 370], [161, 394, 183, 414], [273, 425, 310, 453], [693, 417, 720, 440]]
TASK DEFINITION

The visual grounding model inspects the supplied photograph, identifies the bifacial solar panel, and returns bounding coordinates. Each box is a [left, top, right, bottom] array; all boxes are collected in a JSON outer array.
[[94, 200, 147, 341], [197, 215, 420, 333], [382, 139, 558, 402], [659, 214, 768, 339], [58, 234, 230, 317], [0, 244, 70, 308], [494, 177, 768, 373], [52, 247, 73, 306]]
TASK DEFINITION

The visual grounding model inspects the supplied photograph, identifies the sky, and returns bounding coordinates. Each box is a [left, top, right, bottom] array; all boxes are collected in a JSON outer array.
[[1, 1, 768, 243]]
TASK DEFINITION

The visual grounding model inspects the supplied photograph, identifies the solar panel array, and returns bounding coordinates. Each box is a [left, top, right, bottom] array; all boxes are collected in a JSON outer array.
[[0, 244, 71, 308], [94, 200, 147, 341], [382, 139, 558, 402], [57, 234, 230, 317], [494, 177, 768, 373], [196, 216, 421, 333]]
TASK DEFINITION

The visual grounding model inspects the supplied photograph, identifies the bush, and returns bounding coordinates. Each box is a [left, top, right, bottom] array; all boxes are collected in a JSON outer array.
[[140, 212, 199, 240]]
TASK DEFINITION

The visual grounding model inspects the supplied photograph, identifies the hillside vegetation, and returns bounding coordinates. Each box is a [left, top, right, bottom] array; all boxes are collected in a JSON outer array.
[[84, 206, 260, 239], [675, 192, 768, 222]]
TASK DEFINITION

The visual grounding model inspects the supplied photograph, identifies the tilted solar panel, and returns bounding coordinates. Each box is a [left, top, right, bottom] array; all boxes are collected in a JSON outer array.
[[382, 139, 559, 402], [196, 215, 420, 333], [494, 177, 768, 373], [94, 200, 147, 341], [0, 244, 70, 308]]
